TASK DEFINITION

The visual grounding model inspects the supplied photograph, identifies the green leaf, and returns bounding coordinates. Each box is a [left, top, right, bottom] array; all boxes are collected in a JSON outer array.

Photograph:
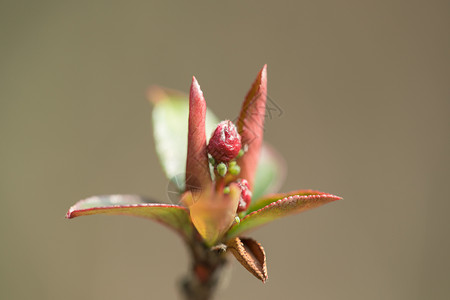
[[251, 143, 286, 204], [66, 195, 192, 239], [227, 192, 341, 238], [150, 89, 219, 191]]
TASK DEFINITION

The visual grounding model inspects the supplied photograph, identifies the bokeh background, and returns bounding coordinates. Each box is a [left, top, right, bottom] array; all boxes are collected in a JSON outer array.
[[1, 1, 449, 299]]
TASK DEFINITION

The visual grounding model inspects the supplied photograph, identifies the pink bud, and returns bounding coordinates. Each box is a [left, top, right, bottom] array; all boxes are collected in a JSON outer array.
[[207, 120, 242, 163], [237, 179, 252, 213]]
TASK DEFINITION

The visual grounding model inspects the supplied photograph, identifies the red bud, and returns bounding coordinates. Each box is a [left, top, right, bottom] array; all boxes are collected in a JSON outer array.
[[207, 120, 242, 163], [237, 179, 252, 213]]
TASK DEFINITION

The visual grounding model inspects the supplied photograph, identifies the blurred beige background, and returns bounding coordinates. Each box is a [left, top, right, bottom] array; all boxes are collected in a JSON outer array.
[[1, 1, 449, 299]]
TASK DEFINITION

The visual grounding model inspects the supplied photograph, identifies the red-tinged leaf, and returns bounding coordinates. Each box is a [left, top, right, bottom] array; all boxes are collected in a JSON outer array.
[[227, 237, 268, 282], [186, 77, 212, 191], [183, 184, 240, 246], [236, 65, 268, 190], [66, 195, 192, 239], [227, 193, 342, 238], [247, 189, 329, 214]]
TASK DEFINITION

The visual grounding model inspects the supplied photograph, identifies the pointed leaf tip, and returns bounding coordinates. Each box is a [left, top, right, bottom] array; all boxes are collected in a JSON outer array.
[[191, 76, 200, 89], [190, 76, 204, 106], [227, 237, 268, 282]]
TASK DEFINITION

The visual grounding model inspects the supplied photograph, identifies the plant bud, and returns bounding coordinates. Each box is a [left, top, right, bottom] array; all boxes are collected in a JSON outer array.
[[237, 179, 252, 213], [217, 162, 227, 177], [228, 164, 241, 176], [207, 120, 242, 163]]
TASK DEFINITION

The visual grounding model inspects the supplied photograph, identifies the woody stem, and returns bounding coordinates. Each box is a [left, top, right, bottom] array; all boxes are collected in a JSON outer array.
[[180, 235, 227, 300]]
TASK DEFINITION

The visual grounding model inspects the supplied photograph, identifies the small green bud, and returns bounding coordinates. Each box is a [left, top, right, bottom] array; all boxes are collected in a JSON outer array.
[[229, 161, 237, 168], [223, 186, 230, 194], [217, 162, 227, 177], [234, 216, 241, 224], [237, 149, 244, 158], [209, 156, 215, 166], [228, 164, 241, 176]]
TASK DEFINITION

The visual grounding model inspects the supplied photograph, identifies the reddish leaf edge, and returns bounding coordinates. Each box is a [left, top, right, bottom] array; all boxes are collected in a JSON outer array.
[[66, 203, 189, 219], [228, 193, 342, 237], [243, 194, 342, 221], [247, 189, 329, 214], [66, 200, 191, 239]]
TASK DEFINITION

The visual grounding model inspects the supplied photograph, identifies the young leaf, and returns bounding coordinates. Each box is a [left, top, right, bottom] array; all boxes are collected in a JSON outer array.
[[248, 189, 327, 214], [66, 195, 192, 239], [227, 237, 268, 283], [236, 65, 267, 190], [149, 87, 277, 195], [227, 193, 342, 238], [186, 77, 212, 191], [251, 143, 286, 203], [149, 87, 219, 190], [183, 184, 240, 246]]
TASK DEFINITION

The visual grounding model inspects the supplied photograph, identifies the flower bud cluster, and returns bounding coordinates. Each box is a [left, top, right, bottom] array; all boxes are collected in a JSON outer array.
[[208, 120, 251, 213]]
